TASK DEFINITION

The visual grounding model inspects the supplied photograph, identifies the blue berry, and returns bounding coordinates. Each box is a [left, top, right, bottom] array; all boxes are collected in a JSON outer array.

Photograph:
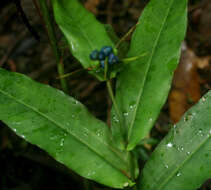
[[90, 50, 99, 60], [108, 53, 119, 65], [98, 52, 106, 60], [100, 60, 105, 68], [100, 46, 113, 56]]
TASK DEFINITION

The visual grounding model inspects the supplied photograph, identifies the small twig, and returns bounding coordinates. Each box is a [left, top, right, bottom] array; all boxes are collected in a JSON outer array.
[[115, 22, 139, 49], [0, 30, 27, 67], [36, 0, 68, 93], [13, 0, 40, 41]]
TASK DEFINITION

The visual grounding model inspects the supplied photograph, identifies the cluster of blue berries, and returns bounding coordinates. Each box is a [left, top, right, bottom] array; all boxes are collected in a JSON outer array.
[[89, 46, 119, 68]]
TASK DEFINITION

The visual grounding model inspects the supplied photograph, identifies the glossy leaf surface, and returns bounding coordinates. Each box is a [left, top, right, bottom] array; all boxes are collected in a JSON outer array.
[[0, 68, 133, 188], [138, 91, 211, 190], [111, 0, 188, 150], [52, 0, 115, 81]]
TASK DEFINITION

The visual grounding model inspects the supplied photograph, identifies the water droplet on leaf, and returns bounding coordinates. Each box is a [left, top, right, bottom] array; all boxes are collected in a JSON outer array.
[[21, 135, 25, 139], [123, 182, 129, 187], [60, 138, 65, 146], [202, 97, 206, 102], [176, 172, 181, 177], [123, 112, 129, 116], [96, 129, 103, 137], [166, 142, 173, 148], [113, 115, 119, 123]]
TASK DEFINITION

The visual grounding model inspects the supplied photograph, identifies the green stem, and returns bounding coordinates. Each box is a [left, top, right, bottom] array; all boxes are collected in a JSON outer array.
[[106, 80, 125, 146], [122, 52, 148, 63], [37, 0, 68, 93], [106, 80, 120, 120], [104, 60, 108, 80], [115, 22, 139, 49]]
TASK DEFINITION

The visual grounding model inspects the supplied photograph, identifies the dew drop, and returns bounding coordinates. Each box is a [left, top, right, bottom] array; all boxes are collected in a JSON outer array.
[[96, 129, 103, 137], [72, 114, 75, 118], [123, 112, 129, 116], [176, 172, 181, 177], [13, 128, 17, 132], [60, 138, 65, 146], [21, 135, 25, 139], [165, 164, 169, 169], [186, 151, 190, 155], [123, 182, 129, 187], [59, 90, 65, 95], [178, 146, 184, 152], [129, 104, 136, 110], [113, 115, 119, 123], [198, 129, 204, 136], [74, 100, 78, 105], [202, 97, 206, 102], [149, 118, 153, 122], [87, 171, 96, 177], [166, 142, 173, 148], [66, 122, 70, 126]]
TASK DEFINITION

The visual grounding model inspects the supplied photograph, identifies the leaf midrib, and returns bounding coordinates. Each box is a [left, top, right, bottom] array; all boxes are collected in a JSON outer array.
[[154, 132, 211, 190], [0, 88, 129, 176], [127, 0, 174, 140]]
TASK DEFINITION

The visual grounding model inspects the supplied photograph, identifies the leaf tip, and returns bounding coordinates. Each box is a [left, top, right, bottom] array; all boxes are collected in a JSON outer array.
[[126, 144, 135, 151]]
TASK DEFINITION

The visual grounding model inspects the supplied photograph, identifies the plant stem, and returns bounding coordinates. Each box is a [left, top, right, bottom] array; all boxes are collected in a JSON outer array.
[[37, 0, 68, 93], [104, 60, 108, 80], [115, 22, 139, 49], [106, 80, 120, 119], [106, 80, 125, 146]]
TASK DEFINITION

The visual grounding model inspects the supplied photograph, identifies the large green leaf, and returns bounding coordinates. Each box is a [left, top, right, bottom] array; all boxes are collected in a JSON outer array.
[[138, 91, 211, 190], [0, 68, 134, 188], [111, 0, 188, 150], [52, 0, 115, 81]]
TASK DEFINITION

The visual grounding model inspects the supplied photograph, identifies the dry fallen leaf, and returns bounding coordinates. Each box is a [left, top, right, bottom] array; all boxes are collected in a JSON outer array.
[[84, 0, 100, 14], [169, 43, 201, 123]]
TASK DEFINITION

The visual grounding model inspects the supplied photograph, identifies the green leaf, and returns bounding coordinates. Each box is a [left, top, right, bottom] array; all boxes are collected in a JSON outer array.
[[52, 0, 115, 81], [138, 91, 211, 190], [0, 68, 134, 188], [111, 0, 188, 150]]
